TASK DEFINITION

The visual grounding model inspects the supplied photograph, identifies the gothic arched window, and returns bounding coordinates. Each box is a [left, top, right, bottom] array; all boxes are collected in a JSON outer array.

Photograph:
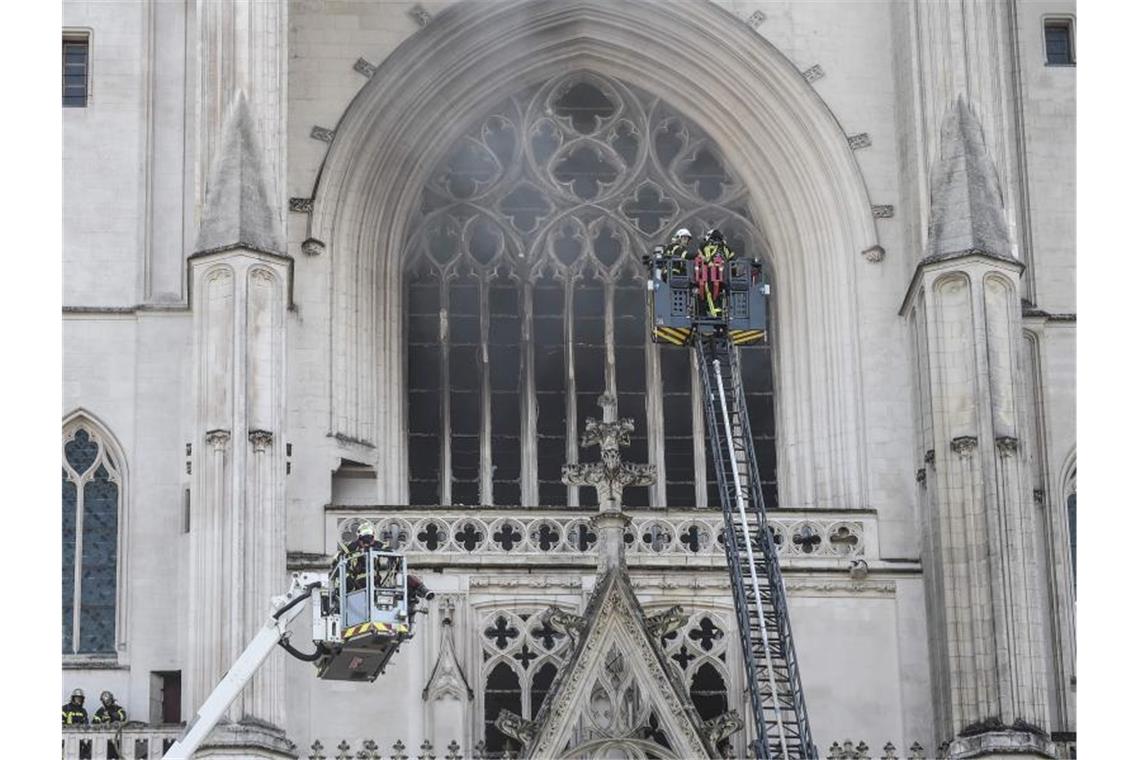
[[405, 72, 776, 508], [62, 420, 122, 654], [480, 609, 573, 753]]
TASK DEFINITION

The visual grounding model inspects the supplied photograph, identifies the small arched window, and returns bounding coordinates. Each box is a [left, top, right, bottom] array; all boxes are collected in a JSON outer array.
[[62, 421, 122, 654]]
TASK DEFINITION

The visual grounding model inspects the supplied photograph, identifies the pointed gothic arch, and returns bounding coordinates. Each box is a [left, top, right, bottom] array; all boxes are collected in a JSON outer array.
[[309, 0, 879, 509], [62, 408, 129, 657]]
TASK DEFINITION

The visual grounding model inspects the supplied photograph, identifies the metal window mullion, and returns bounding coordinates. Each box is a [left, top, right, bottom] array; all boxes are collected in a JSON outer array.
[[440, 278, 452, 506], [479, 278, 493, 505], [71, 470, 85, 654], [564, 276, 578, 507]]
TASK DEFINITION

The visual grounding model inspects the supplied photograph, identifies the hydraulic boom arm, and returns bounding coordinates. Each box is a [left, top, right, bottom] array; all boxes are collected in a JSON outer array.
[[163, 573, 324, 760]]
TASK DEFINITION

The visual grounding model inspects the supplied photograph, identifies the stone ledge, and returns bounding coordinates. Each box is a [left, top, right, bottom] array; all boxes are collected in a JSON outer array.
[[947, 729, 1055, 759]]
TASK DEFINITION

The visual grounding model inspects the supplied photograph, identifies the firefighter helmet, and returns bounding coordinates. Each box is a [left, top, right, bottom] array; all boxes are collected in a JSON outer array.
[[71, 688, 85, 700], [704, 228, 724, 243], [675, 228, 692, 240], [100, 690, 114, 704]]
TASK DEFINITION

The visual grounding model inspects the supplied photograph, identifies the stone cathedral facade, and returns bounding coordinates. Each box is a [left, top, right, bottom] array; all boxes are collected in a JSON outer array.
[[61, 1, 1075, 758]]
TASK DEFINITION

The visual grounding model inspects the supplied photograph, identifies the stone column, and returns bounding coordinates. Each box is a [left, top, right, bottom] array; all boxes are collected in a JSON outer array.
[[902, 98, 1052, 759], [188, 93, 294, 758]]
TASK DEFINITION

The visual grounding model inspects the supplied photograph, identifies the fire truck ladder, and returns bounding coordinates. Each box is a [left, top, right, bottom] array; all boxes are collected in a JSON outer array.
[[696, 336, 816, 759]]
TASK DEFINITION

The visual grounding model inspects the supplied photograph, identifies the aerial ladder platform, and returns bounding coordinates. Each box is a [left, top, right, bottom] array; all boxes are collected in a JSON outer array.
[[647, 237, 817, 759]]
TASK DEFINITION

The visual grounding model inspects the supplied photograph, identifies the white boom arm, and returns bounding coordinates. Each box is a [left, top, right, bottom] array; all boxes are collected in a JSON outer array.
[[163, 573, 324, 760]]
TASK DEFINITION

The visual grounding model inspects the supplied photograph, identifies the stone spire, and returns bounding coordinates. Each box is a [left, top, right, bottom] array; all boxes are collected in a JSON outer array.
[[194, 90, 285, 256], [927, 96, 1012, 260], [561, 395, 656, 570]]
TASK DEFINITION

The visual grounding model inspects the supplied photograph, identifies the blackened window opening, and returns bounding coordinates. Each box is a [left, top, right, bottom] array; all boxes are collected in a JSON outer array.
[[403, 72, 777, 508]]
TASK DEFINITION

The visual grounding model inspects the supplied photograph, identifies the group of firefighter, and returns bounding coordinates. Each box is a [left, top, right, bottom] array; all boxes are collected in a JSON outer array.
[[661, 226, 737, 318], [62, 688, 129, 759]]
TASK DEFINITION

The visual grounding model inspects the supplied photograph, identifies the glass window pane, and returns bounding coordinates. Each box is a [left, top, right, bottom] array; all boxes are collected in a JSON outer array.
[[80, 465, 118, 653], [62, 471, 77, 653]]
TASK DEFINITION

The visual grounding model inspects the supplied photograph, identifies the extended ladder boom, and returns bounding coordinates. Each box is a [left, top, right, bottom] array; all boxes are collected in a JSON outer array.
[[697, 337, 815, 759], [164, 573, 324, 760]]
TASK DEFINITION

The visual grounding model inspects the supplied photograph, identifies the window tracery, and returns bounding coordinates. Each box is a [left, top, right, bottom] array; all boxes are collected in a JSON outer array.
[[404, 72, 776, 508], [658, 611, 732, 723], [62, 422, 121, 654], [480, 608, 574, 754]]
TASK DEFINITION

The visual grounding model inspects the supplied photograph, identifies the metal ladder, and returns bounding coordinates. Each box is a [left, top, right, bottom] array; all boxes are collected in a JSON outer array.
[[696, 336, 816, 759]]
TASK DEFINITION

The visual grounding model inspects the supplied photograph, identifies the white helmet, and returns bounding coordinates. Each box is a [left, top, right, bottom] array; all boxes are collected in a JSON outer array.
[[675, 228, 692, 239]]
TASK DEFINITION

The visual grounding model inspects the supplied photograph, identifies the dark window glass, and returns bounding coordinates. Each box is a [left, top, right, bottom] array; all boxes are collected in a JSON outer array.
[[1045, 21, 1074, 65], [529, 662, 558, 718], [484, 662, 522, 754], [63, 37, 89, 107], [62, 471, 76, 653], [690, 662, 729, 721]]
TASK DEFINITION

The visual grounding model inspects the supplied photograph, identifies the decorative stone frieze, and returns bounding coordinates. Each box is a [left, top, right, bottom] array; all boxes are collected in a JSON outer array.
[[310, 126, 335, 143], [331, 512, 866, 560]]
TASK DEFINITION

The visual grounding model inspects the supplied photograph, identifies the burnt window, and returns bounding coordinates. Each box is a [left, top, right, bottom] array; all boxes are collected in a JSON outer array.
[[404, 72, 777, 508], [63, 34, 90, 107], [1044, 19, 1075, 65]]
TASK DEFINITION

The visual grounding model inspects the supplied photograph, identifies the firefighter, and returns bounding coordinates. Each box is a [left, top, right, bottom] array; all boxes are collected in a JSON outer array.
[[664, 227, 693, 274], [62, 688, 89, 725], [696, 228, 736, 317], [93, 690, 127, 724], [344, 523, 377, 591]]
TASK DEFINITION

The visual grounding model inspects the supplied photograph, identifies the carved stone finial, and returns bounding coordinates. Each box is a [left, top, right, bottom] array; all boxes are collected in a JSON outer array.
[[494, 710, 537, 747], [951, 436, 978, 456], [645, 605, 687, 639]]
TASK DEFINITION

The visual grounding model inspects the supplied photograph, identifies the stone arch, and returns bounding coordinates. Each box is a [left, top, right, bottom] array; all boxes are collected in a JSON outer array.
[[62, 408, 130, 655], [310, 0, 878, 507]]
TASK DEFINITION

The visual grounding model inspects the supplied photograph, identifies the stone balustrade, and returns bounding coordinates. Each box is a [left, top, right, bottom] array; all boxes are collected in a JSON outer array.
[[61, 724, 182, 760]]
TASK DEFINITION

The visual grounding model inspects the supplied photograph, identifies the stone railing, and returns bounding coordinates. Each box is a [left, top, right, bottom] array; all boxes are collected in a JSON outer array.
[[303, 738, 933, 759], [824, 739, 928, 759], [61, 723, 183, 760], [320, 506, 878, 569]]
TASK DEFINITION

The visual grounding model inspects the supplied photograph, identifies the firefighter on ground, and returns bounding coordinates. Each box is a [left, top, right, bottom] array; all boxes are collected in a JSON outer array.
[[62, 688, 89, 725], [696, 228, 736, 317], [93, 690, 127, 724]]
